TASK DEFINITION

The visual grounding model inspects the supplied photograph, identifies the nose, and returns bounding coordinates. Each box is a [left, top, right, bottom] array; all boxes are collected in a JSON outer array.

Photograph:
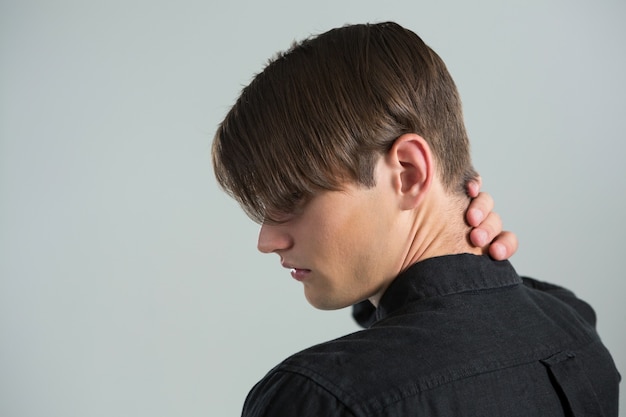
[[257, 223, 294, 253]]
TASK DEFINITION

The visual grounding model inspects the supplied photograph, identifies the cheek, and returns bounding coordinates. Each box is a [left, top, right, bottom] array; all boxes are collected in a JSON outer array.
[[303, 217, 369, 300], [327, 210, 384, 285], [301, 193, 393, 307], [318, 210, 371, 263]]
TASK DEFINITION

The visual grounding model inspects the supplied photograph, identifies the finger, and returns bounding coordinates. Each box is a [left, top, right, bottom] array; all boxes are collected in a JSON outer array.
[[466, 192, 494, 227], [465, 176, 483, 198], [488, 231, 519, 261], [469, 211, 502, 247]]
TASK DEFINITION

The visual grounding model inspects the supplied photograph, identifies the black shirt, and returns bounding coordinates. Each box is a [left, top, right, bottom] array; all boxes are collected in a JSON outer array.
[[242, 254, 620, 416]]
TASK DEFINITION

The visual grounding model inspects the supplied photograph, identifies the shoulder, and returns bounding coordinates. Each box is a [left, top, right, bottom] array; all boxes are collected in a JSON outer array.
[[521, 277, 597, 327], [242, 323, 448, 417], [242, 364, 358, 417], [242, 328, 394, 417]]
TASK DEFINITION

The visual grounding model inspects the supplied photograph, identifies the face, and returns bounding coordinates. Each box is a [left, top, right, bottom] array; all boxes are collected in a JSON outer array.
[[257, 161, 408, 310]]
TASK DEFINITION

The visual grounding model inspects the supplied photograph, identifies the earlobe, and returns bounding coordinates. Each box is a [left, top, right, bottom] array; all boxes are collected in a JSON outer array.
[[388, 134, 434, 209]]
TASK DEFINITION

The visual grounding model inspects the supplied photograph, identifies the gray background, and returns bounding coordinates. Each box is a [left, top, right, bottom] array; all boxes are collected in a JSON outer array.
[[1, 0, 624, 416]]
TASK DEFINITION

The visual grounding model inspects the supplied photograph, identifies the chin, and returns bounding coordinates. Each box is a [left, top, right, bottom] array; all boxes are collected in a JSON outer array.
[[305, 292, 352, 311]]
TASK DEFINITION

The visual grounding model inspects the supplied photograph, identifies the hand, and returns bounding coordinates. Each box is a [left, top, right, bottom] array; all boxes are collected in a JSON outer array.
[[465, 178, 518, 261]]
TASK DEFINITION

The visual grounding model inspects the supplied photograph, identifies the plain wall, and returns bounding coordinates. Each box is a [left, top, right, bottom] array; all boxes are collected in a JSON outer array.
[[1, 0, 624, 416]]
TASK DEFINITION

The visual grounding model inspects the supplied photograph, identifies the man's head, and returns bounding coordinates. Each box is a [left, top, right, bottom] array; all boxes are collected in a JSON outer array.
[[212, 22, 482, 309], [212, 21, 477, 225]]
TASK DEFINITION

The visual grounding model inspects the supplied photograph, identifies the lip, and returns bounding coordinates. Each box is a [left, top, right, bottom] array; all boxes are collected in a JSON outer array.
[[290, 268, 311, 281], [281, 259, 311, 281]]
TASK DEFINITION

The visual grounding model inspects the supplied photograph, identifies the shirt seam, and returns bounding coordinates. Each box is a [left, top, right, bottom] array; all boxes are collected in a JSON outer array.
[[270, 365, 367, 416], [277, 336, 600, 414]]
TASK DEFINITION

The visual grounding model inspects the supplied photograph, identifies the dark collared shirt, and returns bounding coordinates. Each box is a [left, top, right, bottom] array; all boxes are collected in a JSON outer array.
[[242, 254, 620, 416]]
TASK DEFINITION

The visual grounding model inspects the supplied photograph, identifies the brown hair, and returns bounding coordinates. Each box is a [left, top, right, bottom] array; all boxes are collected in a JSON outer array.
[[212, 21, 477, 223]]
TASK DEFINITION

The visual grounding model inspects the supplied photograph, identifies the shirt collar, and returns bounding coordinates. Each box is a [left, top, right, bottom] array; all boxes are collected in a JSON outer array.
[[374, 254, 522, 323]]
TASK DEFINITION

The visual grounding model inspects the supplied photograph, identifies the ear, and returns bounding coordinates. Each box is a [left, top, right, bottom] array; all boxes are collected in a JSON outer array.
[[386, 133, 434, 210]]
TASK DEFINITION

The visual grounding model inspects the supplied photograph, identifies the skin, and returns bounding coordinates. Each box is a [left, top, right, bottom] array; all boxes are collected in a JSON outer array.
[[465, 179, 517, 259], [258, 134, 514, 310], [259, 179, 401, 309]]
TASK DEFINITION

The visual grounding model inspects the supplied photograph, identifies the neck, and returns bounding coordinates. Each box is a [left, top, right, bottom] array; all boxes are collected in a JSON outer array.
[[402, 189, 482, 270], [368, 183, 481, 307]]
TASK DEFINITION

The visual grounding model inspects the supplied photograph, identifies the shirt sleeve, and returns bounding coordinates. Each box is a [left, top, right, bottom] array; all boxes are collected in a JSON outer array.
[[242, 369, 357, 417]]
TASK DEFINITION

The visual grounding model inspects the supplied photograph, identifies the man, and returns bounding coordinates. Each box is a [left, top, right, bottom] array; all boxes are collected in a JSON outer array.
[[212, 22, 619, 416]]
